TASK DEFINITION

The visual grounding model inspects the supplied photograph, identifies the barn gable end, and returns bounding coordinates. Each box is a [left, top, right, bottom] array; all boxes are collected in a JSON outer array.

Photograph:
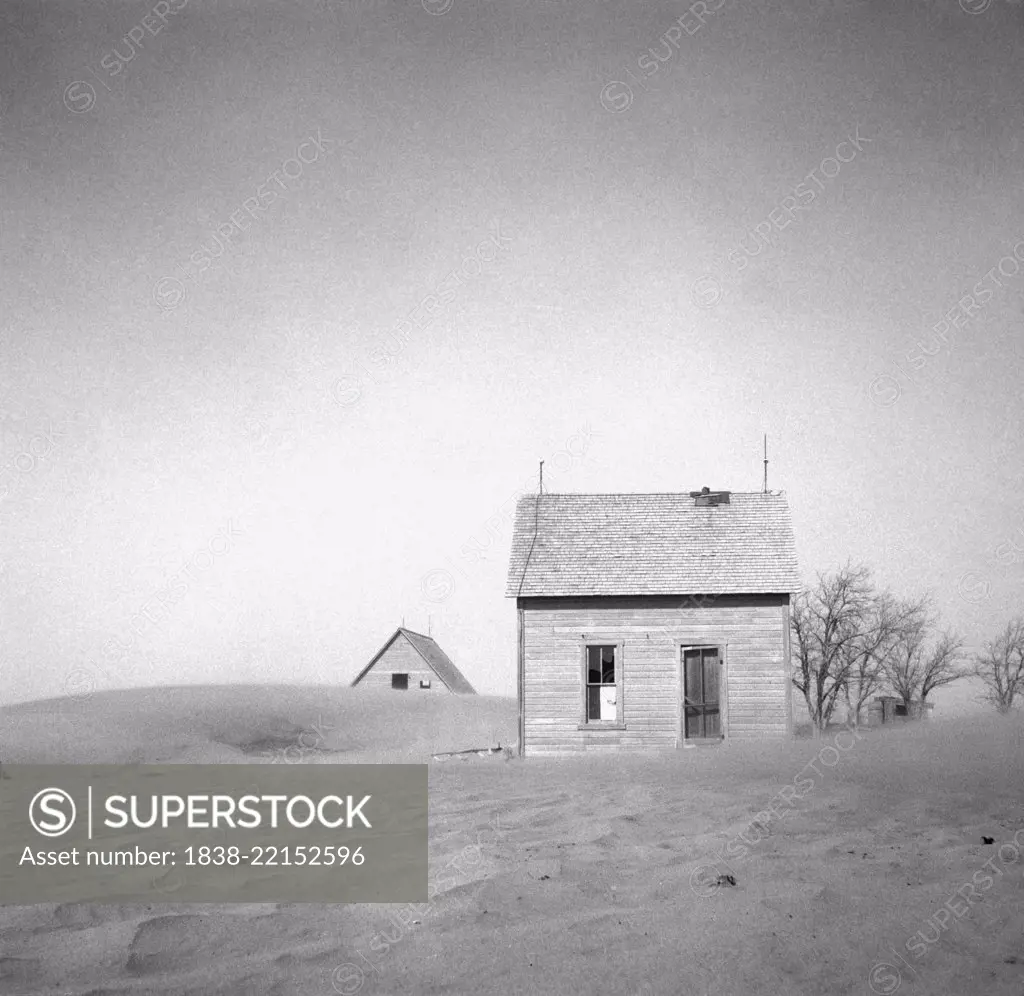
[[351, 628, 476, 694]]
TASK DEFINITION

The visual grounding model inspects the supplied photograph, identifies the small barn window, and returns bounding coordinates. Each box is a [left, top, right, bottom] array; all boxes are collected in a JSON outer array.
[[420, 678, 431, 689], [582, 644, 623, 724], [392, 673, 408, 690]]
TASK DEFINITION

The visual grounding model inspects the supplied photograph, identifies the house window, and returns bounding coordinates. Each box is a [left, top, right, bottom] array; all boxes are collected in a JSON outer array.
[[584, 644, 622, 723], [420, 678, 431, 689], [392, 673, 408, 690]]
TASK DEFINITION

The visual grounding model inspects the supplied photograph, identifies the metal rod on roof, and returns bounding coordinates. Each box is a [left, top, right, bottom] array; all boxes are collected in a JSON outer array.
[[763, 435, 768, 493], [539, 459, 544, 495]]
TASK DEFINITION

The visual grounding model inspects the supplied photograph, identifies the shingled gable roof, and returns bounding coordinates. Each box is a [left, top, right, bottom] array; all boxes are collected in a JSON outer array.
[[351, 628, 476, 694], [505, 492, 801, 598]]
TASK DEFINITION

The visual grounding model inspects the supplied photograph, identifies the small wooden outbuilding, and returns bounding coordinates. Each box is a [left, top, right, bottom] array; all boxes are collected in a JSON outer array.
[[506, 489, 801, 756], [351, 627, 476, 694], [867, 695, 933, 725]]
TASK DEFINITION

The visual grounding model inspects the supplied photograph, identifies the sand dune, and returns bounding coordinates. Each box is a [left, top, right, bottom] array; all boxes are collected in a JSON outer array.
[[1, 688, 1023, 995], [0, 685, 519, 765]]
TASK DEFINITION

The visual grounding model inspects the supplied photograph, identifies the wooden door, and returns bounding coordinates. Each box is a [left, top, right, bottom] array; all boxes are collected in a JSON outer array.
[[682, 647, 721, 739]]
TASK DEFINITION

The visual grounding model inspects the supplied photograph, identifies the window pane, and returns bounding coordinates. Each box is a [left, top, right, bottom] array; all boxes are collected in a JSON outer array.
[[587, 685, 602, 720], [684, 652, 703, 703], [601, 646, 615, 684], [600, 686, 617, 721], [702, 649, 720, 705], [587, 646, 616, 684]]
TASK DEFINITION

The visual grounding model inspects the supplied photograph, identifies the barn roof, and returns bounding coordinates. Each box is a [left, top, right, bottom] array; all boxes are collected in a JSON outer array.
[[351, 628, 476, 694], [505, 492, 801, 597]]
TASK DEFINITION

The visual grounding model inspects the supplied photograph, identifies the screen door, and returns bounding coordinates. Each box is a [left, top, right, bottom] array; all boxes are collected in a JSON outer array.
[[682, 647, 721, 739]]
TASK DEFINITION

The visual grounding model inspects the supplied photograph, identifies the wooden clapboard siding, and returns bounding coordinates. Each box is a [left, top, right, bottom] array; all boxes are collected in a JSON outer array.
[[354, 636, 446, 692], [353, 627, 475, 693], [518, 594, 791, 755]]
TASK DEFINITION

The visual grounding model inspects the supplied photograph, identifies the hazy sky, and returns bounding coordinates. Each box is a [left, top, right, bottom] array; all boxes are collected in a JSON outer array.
[[1, 0, 1022, 709]]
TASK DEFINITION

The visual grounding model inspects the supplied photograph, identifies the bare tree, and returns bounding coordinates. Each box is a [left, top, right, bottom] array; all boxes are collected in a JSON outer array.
[[840, 592, 925, 726], [918, 630, 967, 708], [971, 618, 1024, 714], [883, 598, 966, 713], [882, 599, 929, 710], [791, 563, 879, 734]]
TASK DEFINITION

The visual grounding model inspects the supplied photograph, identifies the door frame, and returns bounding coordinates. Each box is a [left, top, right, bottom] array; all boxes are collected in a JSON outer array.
[[675, 639, 728, 743]]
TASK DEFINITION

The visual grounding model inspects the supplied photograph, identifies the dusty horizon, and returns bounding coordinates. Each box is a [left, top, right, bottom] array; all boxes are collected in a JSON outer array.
[[2, 0, 1022, 708]]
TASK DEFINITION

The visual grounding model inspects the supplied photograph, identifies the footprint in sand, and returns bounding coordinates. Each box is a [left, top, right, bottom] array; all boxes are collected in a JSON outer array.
[[0, 956, 44, 988], [54, 902, 156, 929], [127, 914, 230, 975]]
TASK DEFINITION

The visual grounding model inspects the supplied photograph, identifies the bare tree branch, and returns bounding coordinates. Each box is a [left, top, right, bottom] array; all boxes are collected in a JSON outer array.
[[919, 629, 967, 703], [882, 597, 932, 709], [841, 591, 924, 725], [791, 562, 879, 734], [971, 618, 1024, 714], [882, 597, 967, 711]]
